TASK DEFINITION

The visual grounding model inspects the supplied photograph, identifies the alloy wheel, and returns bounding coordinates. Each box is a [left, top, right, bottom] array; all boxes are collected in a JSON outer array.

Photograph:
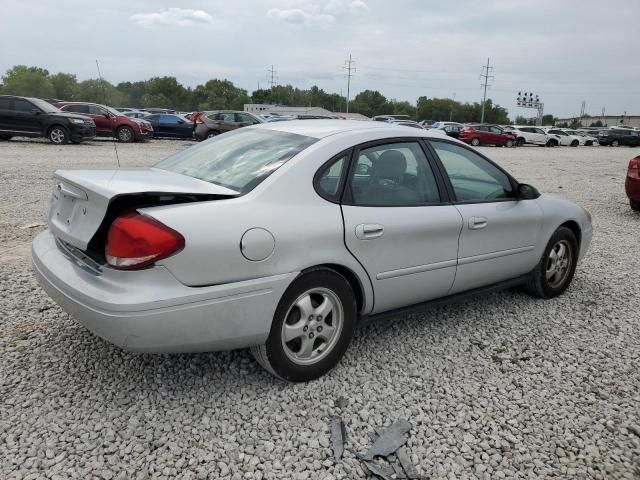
[[50, 128, 65, 144], [546, 240, 573, 289], [280, 287, 343, 366]]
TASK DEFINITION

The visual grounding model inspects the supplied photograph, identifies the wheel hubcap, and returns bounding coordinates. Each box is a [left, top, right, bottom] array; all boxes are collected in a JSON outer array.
[[546, 240, 572, 288], [51, 129, 64, 143], [281, 287, 343, 365], [120, 129, 132, 141]]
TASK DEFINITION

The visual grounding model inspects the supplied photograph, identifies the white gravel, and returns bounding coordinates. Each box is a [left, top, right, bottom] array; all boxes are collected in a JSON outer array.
[[1, 138, 640, 479]]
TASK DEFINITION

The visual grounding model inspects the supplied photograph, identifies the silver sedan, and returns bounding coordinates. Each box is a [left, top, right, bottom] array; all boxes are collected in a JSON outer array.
[[32, 121, 592, 381]]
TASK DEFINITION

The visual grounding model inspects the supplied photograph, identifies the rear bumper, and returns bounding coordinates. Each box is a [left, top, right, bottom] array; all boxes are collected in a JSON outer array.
[[32, 230, 297, 353], [69, 125, 96, 142]]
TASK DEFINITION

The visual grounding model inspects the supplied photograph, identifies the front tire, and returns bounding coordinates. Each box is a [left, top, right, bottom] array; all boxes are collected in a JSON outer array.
[[471, 137, 480, 146], [0, 134, 11, 141], [524, 227, 578, 299], [571, 140, 579, 147], [516, 137, 525, 147], [612, 139, 620, 147], [251, 268, 357, 382], [631, 199, 640, 211], [547, 139, 558, 147], [48, 126, 69, 145], [116, 126, 134, 143], [505, 139, 514, 148]]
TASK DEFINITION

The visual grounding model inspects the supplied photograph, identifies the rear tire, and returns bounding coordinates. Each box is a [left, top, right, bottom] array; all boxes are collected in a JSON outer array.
[[612, 139, 620, 147], [250, 268, 357, 382], [516, 137, 525, 147], [523, 226, 578, 299], [0, 134, 11, 141], [116, 126, 134, 143], [48, 126, 69, 145], [631, 199, 640, 212], [546, 139, 558, 147], [206, 130, 219, 139], [471, 137, 480, 146], [505, 139, 514, 148], [571, 140, 579, 147]]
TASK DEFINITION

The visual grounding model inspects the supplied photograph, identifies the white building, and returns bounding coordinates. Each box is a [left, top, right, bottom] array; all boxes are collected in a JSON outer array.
[[244, 104, 336, 117], [555, 115, 640, 128]]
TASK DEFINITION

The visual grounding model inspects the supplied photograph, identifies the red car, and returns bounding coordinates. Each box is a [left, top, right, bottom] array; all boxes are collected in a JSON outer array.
[[626, 155, 640, 211], [54, 102, 153, 142], [459, 124, 516, 147]]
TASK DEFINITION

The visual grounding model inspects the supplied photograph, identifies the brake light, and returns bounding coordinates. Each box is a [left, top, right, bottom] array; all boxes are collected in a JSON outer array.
[[195, 113, 203, 124], [629, 157, 640, 171], [105, 212, 185, 270]]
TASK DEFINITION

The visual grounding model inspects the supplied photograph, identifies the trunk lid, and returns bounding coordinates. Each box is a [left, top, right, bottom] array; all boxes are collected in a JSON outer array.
[[48, 168, 238, 250]]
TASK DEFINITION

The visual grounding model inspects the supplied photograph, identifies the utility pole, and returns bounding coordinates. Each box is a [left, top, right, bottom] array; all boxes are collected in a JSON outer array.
[[601, 107, 606, 126], [479, 57, 494, 123], [579, 100, 586, 126], [449, 92, 456, 121], [266, 65, 278, 89], [343, 54, 355, 113]]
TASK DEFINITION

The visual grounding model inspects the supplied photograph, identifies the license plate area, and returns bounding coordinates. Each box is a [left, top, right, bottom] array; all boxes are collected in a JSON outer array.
[[49, 181, 89, 230]]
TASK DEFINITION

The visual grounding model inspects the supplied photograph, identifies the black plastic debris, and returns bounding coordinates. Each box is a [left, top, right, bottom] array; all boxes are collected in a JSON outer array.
[[396, 447, 421, 479], [358, 419, 412, 461], [330, 416, 346, 461], [363, 460, 396, 480]]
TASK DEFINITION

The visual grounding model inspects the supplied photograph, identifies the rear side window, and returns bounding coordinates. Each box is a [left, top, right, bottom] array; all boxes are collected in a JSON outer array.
[[156, 128, 317, 194], [88, 105, 105, 115], [315, 152, 349, 201], [160, 115, 180, 124], [64, 104, 89, 114]]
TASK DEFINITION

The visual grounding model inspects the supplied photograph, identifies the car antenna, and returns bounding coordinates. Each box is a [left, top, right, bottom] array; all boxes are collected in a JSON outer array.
[[95, 59, 121, 168]]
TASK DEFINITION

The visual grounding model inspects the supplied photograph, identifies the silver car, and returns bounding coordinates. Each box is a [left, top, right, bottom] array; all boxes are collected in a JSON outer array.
[[32, 121, 592, 381]]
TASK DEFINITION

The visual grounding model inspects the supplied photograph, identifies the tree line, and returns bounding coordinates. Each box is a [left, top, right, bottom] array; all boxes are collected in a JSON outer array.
[[1, 65, 512, 123]]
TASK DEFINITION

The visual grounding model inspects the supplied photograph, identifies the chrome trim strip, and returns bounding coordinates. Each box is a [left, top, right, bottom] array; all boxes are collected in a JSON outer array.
[[377, 259, 457, 280], [458, 245, 536, 266]]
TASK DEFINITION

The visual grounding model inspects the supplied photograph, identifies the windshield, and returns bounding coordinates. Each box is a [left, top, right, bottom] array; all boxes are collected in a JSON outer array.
[[155, 128, 317, 193], [31, 98, 59, 113]]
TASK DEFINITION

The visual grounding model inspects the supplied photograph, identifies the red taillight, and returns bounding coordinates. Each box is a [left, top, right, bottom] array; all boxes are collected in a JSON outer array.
[[629, 157, 640, 171], [105, 212, 185, 270], [195, 113, 203, 124]]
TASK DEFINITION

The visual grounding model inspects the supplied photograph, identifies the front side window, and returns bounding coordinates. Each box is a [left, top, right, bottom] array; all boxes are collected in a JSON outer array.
[[348, 142, 441, 206], [13, 99, 34, 112], [489, 126, 503, 133], [88, 105, 105, 115], [431, 141, 514, 202], [156, 128, 317, 194], [237, 113, 259, 125], [160, 115, 180, 125]]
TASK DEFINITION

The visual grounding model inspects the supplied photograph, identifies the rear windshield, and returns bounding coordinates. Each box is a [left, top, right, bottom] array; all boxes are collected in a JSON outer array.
[[155, 128, 317, 193]]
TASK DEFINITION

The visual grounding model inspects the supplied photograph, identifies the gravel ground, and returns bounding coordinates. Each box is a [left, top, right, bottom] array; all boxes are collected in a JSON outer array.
[[1, 138, 639, 479]]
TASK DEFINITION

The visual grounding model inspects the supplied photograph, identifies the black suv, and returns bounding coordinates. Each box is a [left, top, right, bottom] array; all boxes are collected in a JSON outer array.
[[0, 95, 96, 144], [598, 128, 640, 147]]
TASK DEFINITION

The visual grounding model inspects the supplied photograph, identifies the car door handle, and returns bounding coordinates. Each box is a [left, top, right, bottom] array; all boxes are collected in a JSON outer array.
[[355, 223, 384, 240], [468, 216, 488, 230]]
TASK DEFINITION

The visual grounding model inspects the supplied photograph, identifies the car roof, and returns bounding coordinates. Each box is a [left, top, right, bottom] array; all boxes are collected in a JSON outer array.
[[253, 119, 444, 139]]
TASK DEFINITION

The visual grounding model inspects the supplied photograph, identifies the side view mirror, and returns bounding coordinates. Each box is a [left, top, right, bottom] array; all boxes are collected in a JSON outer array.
[[103, 113, 110, 118], [356, 163, 371, 175], [31, 109, 42, 115], [516, 183, 539, 200]]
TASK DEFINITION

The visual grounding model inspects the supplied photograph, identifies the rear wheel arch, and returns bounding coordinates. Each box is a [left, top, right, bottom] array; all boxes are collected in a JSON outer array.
[[301, 263, 365, 315]]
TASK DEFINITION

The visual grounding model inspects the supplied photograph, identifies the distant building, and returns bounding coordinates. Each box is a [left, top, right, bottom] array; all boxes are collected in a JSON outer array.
[[555, 115, 640, 128], [334, 112, 370, 121], [244, 104, 336, 117]]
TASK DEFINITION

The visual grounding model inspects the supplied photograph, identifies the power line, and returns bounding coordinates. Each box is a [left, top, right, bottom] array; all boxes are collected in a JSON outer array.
[[95, 59, 120, 168], [266, 65, 278, 89], [343, 54, 355, 113], [479, 57, 494, 123]]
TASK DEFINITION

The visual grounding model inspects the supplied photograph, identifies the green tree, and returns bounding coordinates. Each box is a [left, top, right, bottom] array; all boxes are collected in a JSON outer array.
[[49, 72, 78, 100], [193, 79, 249, 110], [541, 114, 556, 126], [350, 90, 389, 117], [76, 79, 127, 106], [1, 65, 54, 97], [589, 120, 603, 127]]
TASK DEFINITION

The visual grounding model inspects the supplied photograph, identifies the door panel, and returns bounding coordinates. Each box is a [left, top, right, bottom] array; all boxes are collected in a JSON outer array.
[[451, 200, 543, 293], [341, 140, 462, 313], [343, 205, 462, 312]]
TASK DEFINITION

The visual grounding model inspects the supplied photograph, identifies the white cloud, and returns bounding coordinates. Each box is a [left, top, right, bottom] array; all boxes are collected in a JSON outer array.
[[267, 0, 366, 27], [129, 8, 213, 28], [267, 8, 336, 28]]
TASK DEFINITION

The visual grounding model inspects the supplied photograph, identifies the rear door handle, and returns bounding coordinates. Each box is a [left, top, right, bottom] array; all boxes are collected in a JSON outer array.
[[468, 216, 488, 230], [355, 223, 384, 240]]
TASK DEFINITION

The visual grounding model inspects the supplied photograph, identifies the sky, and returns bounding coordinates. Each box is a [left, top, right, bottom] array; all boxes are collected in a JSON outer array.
[[1, 0, 639, 118]]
